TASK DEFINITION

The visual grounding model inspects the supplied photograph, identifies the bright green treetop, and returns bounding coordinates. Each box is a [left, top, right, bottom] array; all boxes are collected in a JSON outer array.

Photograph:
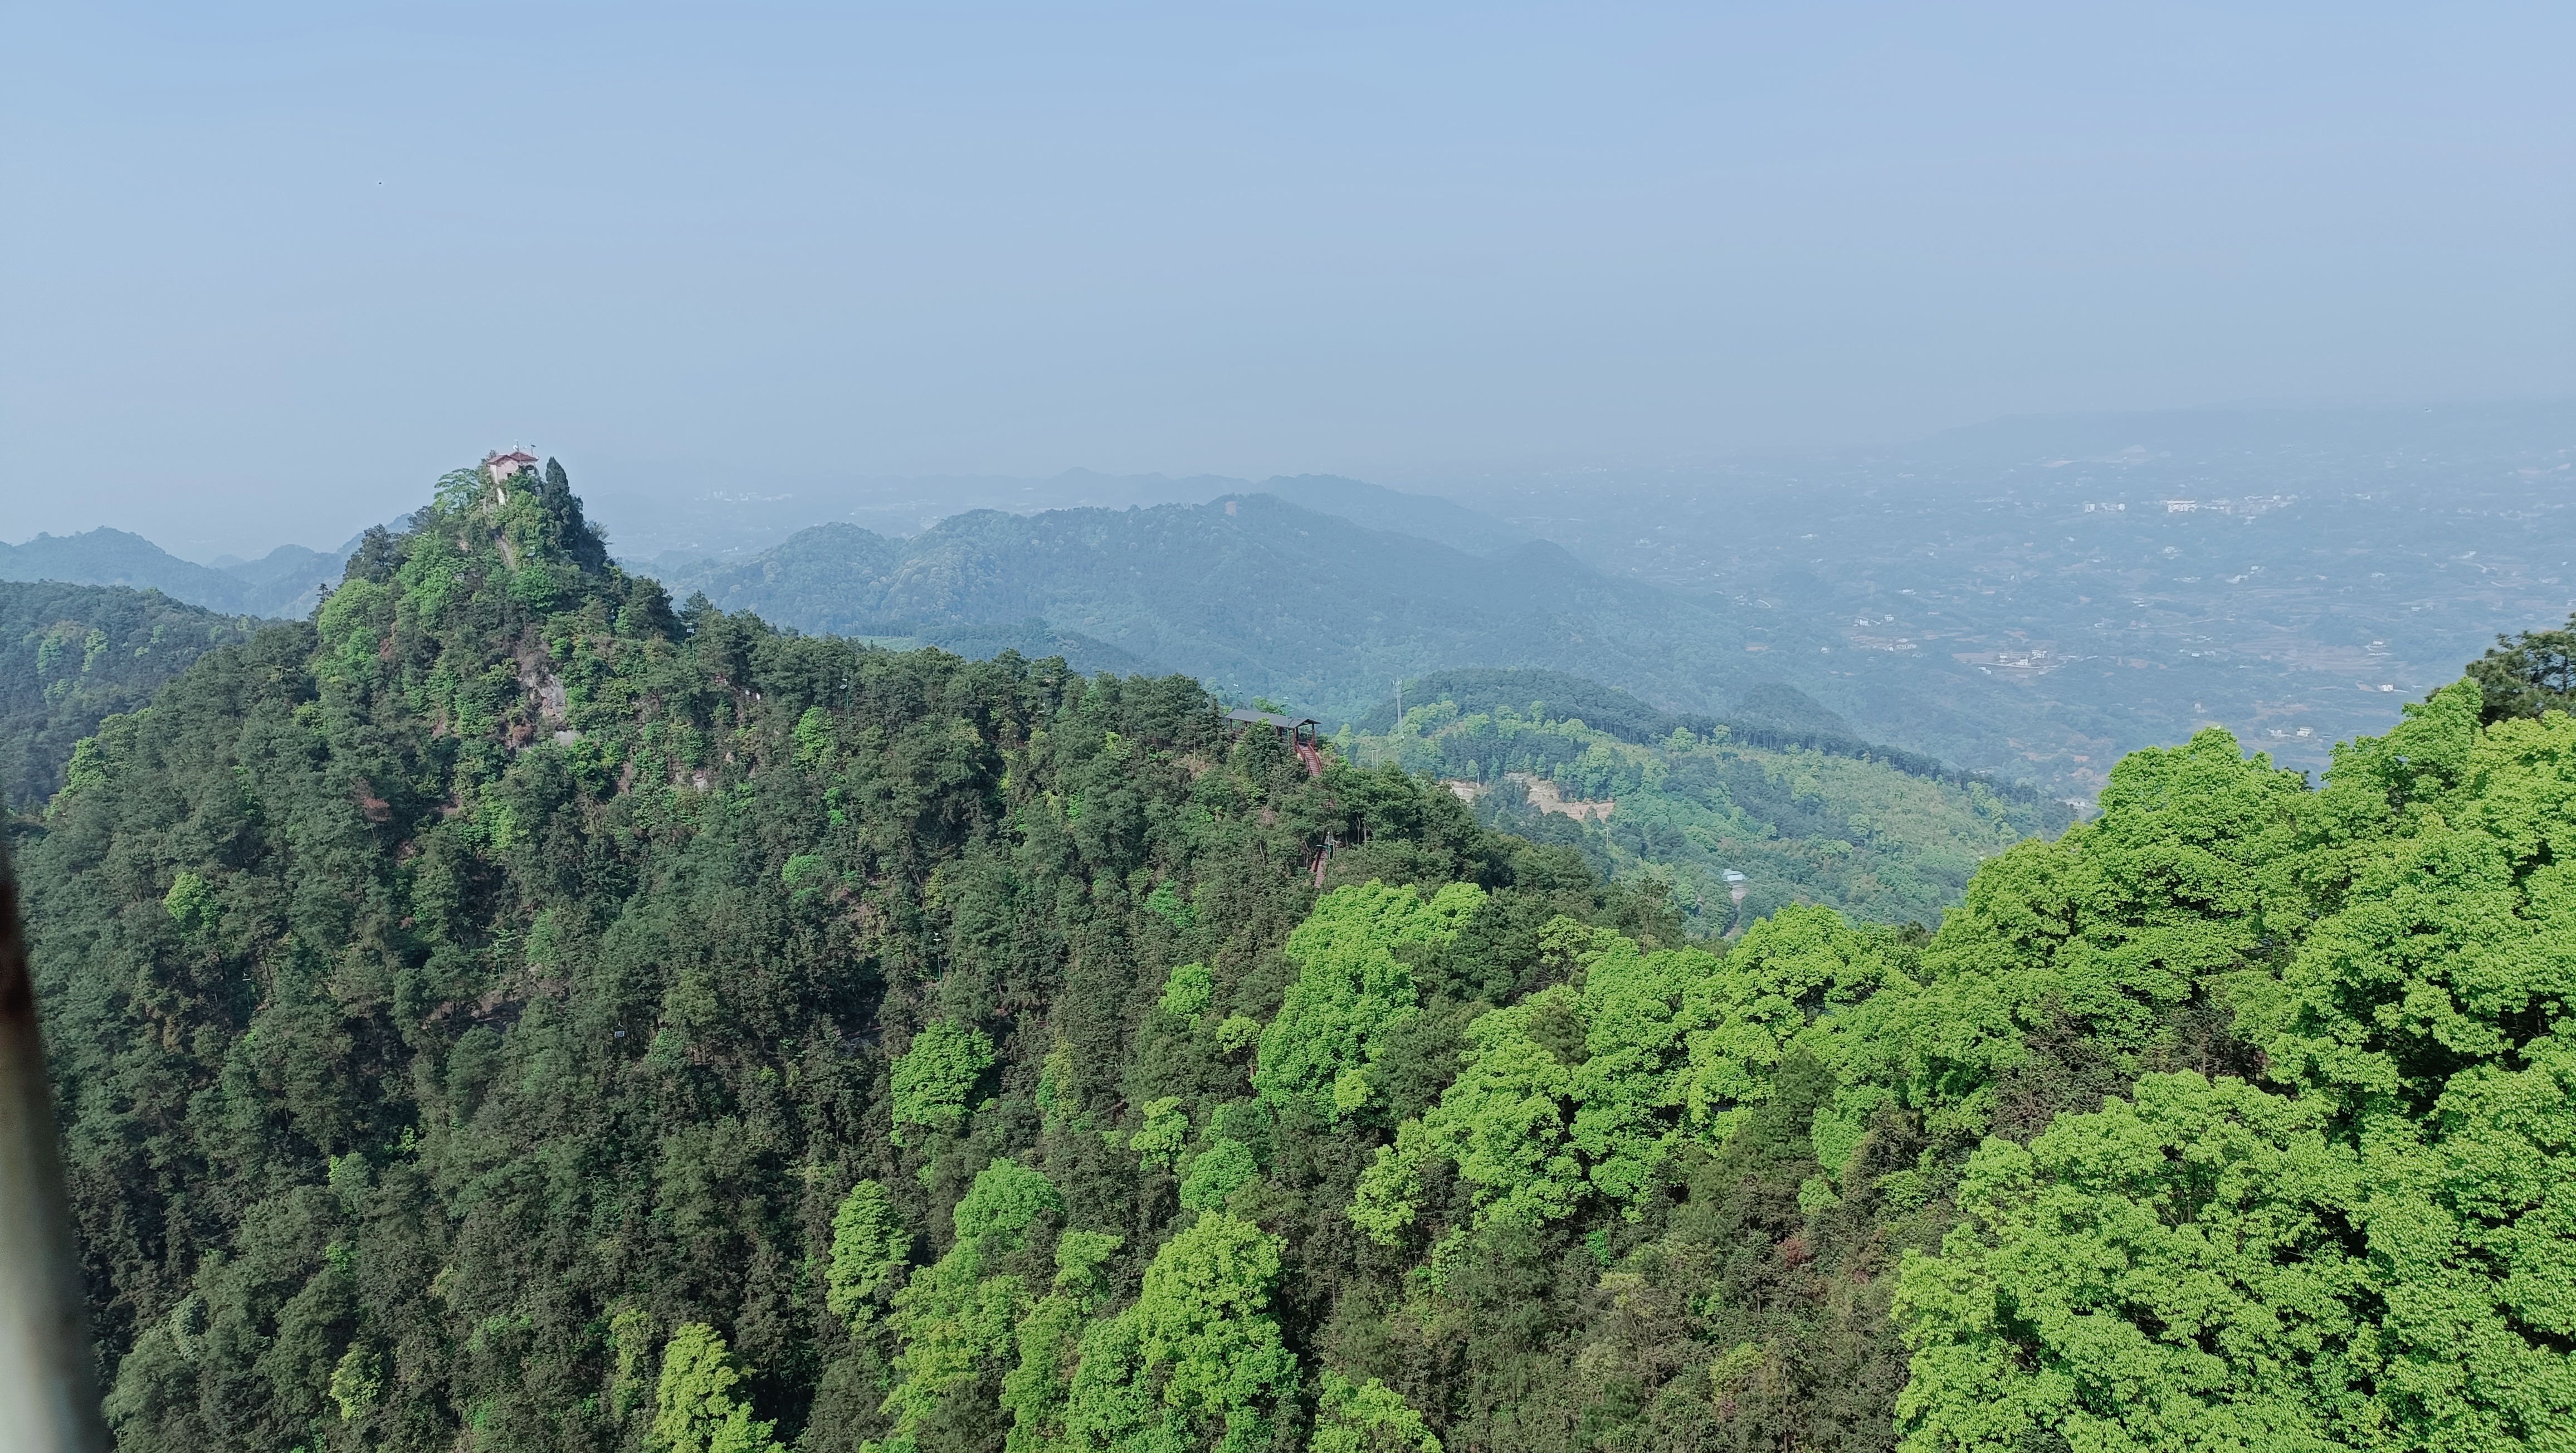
[[999, 1231, 1126, 1453], [1313, 1372, 1442, 1453], [1894, 1073, 2373, 1452], [892, 1020, 997, 1143], [880, 1161, 1066, 1440], [1255, 881, 1483, 1121], [826, 1180, 911, 1330], [1061, 1212, 1296, 1453], [651, 1324, 785, 1453], [1158, 962, 1214, 1019], [1178, 1138, 1257, 1213], [1897, 686, 2576, 1450], [955, 1158, 1067, 1247], [1355, 908, 1895, 1241]]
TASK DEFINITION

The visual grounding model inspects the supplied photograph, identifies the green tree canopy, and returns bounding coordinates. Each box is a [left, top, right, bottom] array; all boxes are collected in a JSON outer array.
[[1313, 1373, 1442, 1453], [652, 1324, 786, 1453], [1062, 1212, 1295, 1453], [1254, 881, 1484, 1122], [892, 1020, 998, 1142], [827, 1180, 913, 1330], [1895, 1074, 2372, 1452], [1896, 686, 2576, 1450]]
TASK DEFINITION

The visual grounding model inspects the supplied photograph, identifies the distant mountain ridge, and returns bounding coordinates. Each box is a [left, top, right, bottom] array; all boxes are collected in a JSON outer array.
[[643, 493, 2035, 776], [0, 527, 355, 617], [9, 484, 2032, 783], [619, 469, 1528, 565], [647, 493, 1786, 724]]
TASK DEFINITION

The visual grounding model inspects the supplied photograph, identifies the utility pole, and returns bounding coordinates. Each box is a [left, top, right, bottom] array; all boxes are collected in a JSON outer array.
[[0, 833, 110, 1453]]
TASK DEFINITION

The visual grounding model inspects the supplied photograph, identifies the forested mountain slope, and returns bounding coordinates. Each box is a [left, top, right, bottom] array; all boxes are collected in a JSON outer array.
[[1340, 671, 2071, 933], [1354, 670, 2060, 807], [28, 460, 2576, 1452], [0, 581, 264, 811]]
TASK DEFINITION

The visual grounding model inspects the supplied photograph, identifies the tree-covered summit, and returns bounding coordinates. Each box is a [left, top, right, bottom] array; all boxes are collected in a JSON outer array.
[[22, 462, 1673, 1452]]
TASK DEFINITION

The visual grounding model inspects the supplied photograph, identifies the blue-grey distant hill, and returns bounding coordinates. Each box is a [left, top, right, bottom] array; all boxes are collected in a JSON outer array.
[[0, 528, 353, 617], [642, 494, 2026, 771], [1256, 474, 1531, 557], [621, 469, 1529, 568]]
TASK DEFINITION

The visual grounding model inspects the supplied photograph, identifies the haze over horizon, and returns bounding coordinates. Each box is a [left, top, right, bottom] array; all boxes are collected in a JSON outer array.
[[3, 2, 2569, 557]]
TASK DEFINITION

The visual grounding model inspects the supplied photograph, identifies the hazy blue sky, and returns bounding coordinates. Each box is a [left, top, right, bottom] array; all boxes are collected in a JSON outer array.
[[3, 2, 2569, 557]]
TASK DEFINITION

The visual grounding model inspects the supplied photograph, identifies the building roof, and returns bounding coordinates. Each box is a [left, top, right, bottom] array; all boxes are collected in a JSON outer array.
[[1226, 708, 1318, 729]]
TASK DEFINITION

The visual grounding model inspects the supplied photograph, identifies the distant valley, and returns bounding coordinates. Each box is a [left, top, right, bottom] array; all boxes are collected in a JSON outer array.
[[1447, 399, 2576, 787]]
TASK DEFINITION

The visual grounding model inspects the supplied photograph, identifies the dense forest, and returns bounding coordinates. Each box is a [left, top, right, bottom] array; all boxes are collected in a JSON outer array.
[[0, 580, 264, 812], [21, 461, 2576, 1452]]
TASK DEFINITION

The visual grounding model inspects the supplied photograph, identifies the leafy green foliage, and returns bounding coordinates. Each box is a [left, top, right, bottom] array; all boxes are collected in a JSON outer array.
[[1890, 685, 2576, 1450], [828, 1181, 912, 1330], [1313, 1373, 1442, 1453], [998, 1232, 1123, 1453], [953, 1160, 1065, 1247], [1253, 881, 1481, 1121], [891, 1021, 997, 1143], [327, 1342, 384, 1423], [1177, 1139, 1256, 1212], [160, 870, 216, 937], [1061, 1212, 1295, 1453], [1356, 908, 1895, 1240], [1895, 1074, 2370, 1451], [653, 1324, 786, 1453], [1130, 1098, 1188, 1174], [1155, 962, 1212, 1019], [880, 1162, 1068, 1446]]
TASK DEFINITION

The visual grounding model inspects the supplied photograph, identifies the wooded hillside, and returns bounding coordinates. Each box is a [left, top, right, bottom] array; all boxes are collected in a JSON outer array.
[[1345, 683, 2068, 933], [25, 462, 2576, 1452], [0, 580, 263, 812]]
